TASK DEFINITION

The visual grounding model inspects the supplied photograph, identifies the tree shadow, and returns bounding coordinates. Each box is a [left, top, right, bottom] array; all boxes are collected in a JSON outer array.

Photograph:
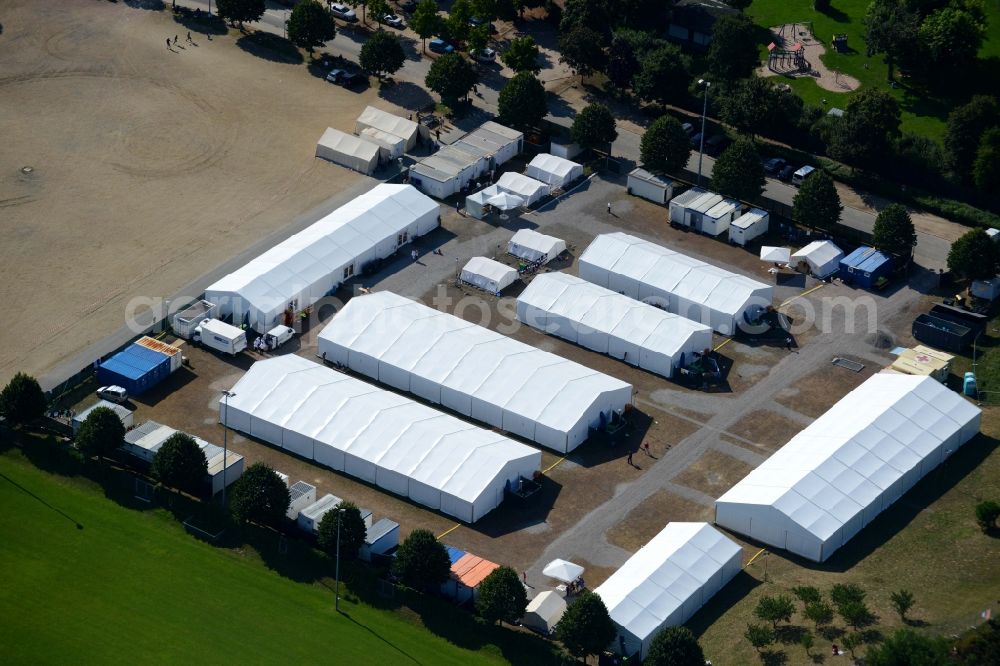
[[378, 81, 436, 112], [124, 0, 164, 9], [19, 432, 84, 478], [818, 5, 850, 23], [776, 624, 809, 645], [761, 649, 789, 665], [904, 617, 929, 627], [236, 32, 304, 64], [173, 9, 229, 36]]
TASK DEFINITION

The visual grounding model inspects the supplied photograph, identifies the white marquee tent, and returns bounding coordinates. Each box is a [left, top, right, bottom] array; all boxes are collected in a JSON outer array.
[[579, 232, 774, 335], [507, 229, 566, 265], [356, 105, 421, 151], [315, 127, 380, 175], [496, 172, 549, 206], [759, 246, 791, 263], [716, 373, 981, 562], [465, 185, 502, 220], [317, 292, 633, 452], [461, 257, 519, 294], [791, 240, 844, 279], [526, 153, 584, 189], [517, 273, 713, 379], [521, 591, 566, 634], [594, 522, 742, 660], [224, 355, 541, 523], [205, 185, 439, 332], [360, 127, 406, 160]]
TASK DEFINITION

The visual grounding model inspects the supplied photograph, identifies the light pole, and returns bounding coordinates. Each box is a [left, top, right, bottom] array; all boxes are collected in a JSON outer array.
[[697, 79, 711, 187], [221, 390, 236, 506], [334, 507, 344, 611]]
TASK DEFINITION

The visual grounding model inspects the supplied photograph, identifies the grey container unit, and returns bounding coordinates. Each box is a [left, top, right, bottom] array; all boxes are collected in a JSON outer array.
[[286, 481, 317, 520], [360, 518, 400, 562], [297, 493, 343, 534], [359, 507, 374, 529], [627, 168, 675, 204], [171, 299, 218, 340], [912, 314, 973, 352]]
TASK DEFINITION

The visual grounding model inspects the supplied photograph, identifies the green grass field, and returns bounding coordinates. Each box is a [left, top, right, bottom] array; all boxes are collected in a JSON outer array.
[[0, 444, 559, 664]]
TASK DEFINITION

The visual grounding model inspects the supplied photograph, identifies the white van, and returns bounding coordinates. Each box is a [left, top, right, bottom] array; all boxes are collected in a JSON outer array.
[[193, 319, 247, 355], [792, 165, 816, 186], [263, 325, 295, 350]]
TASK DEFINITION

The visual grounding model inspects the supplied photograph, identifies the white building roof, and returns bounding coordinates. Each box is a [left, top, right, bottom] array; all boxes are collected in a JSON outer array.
[[456, 121, 523, 155], [316, 127, 380, 169], [629, 168, 673, 188], [460, 257, 518, 294], [716, 374, 981, 561], [732, 208, 768, 230], [595, 522, 742, 658], [670, 187, 707, 208], [317, 292, 633, 452], [225, 356, 541, 523], [517, 273, 713, 378], [496, 172, 549, 204], [507, 229, 566, 264], [356, 106, 419, 144], [526, 153, 584, 188]]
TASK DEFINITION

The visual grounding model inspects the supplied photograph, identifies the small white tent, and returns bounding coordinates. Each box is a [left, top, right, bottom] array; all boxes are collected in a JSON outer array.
[[522, 591, 566, 634], [543, 559, 585, 583], [465, 185, 502, 220], [460, 257, 518, 294], [791, 240, 844, 279], [507, 229, 566, 265], [496, 172, 549, 206], [526, 153, 584, 189], [360, 127, 406, 160], [759, 246, 791, 263], [356, 105, 421, 151], [316, 127, 380, 175]]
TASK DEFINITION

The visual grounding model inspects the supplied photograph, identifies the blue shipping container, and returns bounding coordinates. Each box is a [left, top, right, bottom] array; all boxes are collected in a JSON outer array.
[[97, 343, 171, 395], [839, 246, 892, 289]]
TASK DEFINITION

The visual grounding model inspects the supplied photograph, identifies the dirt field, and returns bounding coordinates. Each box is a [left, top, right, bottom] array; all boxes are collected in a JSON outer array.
[[606, 490, 715, 553], [673, 449, 755, 498], [0, 0, 401, 386], [721, 408, 808, 456], [775, 357, 879, 418]]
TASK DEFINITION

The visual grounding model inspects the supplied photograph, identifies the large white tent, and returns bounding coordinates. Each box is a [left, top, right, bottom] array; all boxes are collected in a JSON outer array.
[[205, 185, 439, 332], [508, 229, 566, 265], [716, 373, 981, 562], [317, 292, 633, 452], [315, 127, 380, 175], [461, 257, 519, 294], [224, 356, 541, 523], [356, 106, 421, 151], [360, 127, 406, 160], [517, 273, 713, 379], [579, 232, 774, 335], [496, 172, 549, 206], [594, 522, 742, 660], [791, 240, 844, 279], [526, 153, 584, 189]]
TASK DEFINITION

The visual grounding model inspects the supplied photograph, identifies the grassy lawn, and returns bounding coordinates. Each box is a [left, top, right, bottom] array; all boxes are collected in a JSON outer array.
[[0, 444, 560, 664]]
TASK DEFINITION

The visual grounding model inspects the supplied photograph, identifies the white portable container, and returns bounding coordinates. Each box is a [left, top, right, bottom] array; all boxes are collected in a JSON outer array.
[[360, 518, 400, 562], [627, 168, 674, 204], [297, 493, 343, 534], [287, 481, 317, 520], [728, 208, 770, 246], [172, 300, 218, 340], [194, 319, 247, 355]]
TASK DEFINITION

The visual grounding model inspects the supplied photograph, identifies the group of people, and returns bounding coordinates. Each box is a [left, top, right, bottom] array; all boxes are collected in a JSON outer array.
[[252, 336, 272, 353]]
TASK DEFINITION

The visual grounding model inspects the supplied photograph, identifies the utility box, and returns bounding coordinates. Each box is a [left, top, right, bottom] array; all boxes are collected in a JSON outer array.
[[172, 300, 218, 340]]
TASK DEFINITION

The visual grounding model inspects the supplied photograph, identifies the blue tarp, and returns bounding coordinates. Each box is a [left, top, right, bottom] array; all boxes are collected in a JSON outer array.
[[97, 343, 171, 395], [446, 546, 466, 565]]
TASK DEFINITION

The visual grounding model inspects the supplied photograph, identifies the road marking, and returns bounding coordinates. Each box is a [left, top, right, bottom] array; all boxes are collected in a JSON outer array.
[[745, 547, 767, 568], [713, 337, 732, 352], [780, 283, 825, 308], [437, 523, 461, 540], [543, 456, 566, 474]]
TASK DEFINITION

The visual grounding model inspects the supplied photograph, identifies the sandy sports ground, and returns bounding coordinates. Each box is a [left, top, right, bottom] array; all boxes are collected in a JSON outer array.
[[0, 0, 394, 387]]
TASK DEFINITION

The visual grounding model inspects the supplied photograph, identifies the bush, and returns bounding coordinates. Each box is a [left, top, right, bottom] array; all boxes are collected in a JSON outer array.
[[555, 591, 617, 661], [976, 500, 1000, 532], [0, 372, 47, 427], [475, 566, 527, 625], [392, 528, 451, 590], [316, 501, 367, 559], [228, 462, 290, 527], [75, 406, 126, 461], [152, 432, 208, 495]]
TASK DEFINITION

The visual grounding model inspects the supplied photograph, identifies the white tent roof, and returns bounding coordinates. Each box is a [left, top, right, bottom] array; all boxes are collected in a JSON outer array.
[[579, 232, 773, 334], [225, 356, 541, 523], [594, 522, 742, 658], [760, 246, 791, 263], [791, 240, 844, 278], [508, 229, 566, 264], [356, 106, 419, 145], [527, 153, 583, 187], [733, 209, 768, 229], [360, 127, 406, 153], [496, 172, 549, 204], [467, 185, 502, 205], [486, 191, 525, 210], [543, 558, 585, 583], [522, 591, 567, 631], [317, 292, 633, 452], [716, 374, 981, 561], [460, 257, 518, 294], [316, 127, 380, 169]]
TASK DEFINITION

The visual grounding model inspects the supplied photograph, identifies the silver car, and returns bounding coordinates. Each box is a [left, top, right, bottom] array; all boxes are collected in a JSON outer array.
[[330, 2, 358, 21]]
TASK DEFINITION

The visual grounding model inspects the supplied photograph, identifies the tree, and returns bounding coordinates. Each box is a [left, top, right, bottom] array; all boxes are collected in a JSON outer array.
[[645, 626, 705, 666], [411, 0, 442, 53], [720, 77, 783, 137], [476, 565, 527, 625], [945, 96, 999, 181], [843, 632, 862, 658], [555, 591, 617, 661], [640, 116, 691, 175], [360, 29, 405, 79], [392, 528, 451, 590], [801, 631, 815, 658], [216, 0, 266, 29], [498, 72, 548, 130], [947, 228, 999, 281], [829, 88, 901, 166], [0, 372, 46, 427], [75, 406, 125, 461], [707, 14, 759, 81], [560, 0, 611, 38], [152, 432, 207, 494], [501, 36, 541, 74], [744, 623, 775, 653], [368, 0, 390, 26], [864, 0, 919, 81], [954, 618, 1000, 662], [975, 499, 1000, 532], [973, 128, 1000, 193], [425, 53, 478, 107], [830, 583, 866, 610], [445, 0, 473, 43], [804, 601, 834, 630], [872, 204, 917, 258], [791, 585, 821, 608], [839, 600, 876, 631], [793, 170, 842, 230], [889, 589, 915, 622], [606, 34, 640, 90], [351, 0, 370, 24], [726, 0, 753, 10], [919, 8, 984, 70], [866, 628, 950, 665], [754, 594, 796, 629], [571, 103, 618, 152], [633, 44, 691, 106], [228, 462, 290, 526], [559, 25, 607, 78], [316, 501, 367, 559], [711, 137, 765, 201], [287, 0, 336, 57]]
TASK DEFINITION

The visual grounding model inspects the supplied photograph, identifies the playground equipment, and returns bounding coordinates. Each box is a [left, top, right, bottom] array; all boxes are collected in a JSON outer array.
[[767, 41, 808, 73]]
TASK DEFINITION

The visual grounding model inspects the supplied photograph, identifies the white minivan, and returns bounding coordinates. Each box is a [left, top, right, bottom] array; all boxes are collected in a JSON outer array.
[[792, 165, 816, 186], [263, 325, 295, 350]]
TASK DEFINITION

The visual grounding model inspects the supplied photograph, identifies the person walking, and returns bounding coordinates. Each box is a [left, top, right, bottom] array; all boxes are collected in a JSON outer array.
[[785, 336, 793, 351], [187, 31, 193, 43], [626, 450, 633, 466], [166, 37, 172, 49], [644, 442, 651, 456], [607, 202, 612, 214]]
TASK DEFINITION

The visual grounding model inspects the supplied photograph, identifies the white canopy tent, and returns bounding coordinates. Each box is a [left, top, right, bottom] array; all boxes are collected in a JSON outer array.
[[317, 292, 633, 453], [543, 559, 585, 583], [791, 240, 844, 279], [521, 591, 566, 634], [356, 105, 421, 151], [360, 127, 406, 160], [579, 232, 774, 335], [526, 153, 584, 189], [465, 185, 502, 220], [759, 246, 791, 263], [487, 191, 525, 211], [205, 185, 440, 332], [517, 273, 713, 379], [507, 229, 566, 265], [461, 257, 519, 294], [224, 356, 541, 523], [316, 127, 380, 175], [496, 172, 549, 206], [594, 522, 742, 660], [716, 373, 981, 562]]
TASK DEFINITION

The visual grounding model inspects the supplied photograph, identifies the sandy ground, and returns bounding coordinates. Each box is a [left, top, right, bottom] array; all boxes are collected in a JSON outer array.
[[0, 0, 401, 386], [759, 23, 861, 93]]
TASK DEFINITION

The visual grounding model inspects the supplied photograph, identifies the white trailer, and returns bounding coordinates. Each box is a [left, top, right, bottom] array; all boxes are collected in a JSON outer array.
[[194, 319, 247, 355], [627, 168, 675, 204], [297, 493, 343, 534], [668, 188, 706, 224], [360, 518, 400, 562], [287, 481, 317, 520], [172, 300, 218, 340], [728, 208, 770, 247]]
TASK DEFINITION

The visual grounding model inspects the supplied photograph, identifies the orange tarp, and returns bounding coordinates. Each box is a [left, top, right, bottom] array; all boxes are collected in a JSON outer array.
[[451, 553, 500, 589]]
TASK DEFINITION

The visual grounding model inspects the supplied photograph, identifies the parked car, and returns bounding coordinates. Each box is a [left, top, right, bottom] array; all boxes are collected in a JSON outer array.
[[777, 164, 796, 181], [326, 69, 366, 87], [429, 38, 454, 54], [400, 0, 419, 12], [330, 3, 358, 21], [763, 157, 787, 175], [419, 114, 441, 129], [681, 122, 694, 135], [96, 385, 129, 404], [690, 132, 703, 148], [792, 165, 816, 186], [383, 13, 405, 28], [468, 16, 497, 33], [471, 47, 496, 62]]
